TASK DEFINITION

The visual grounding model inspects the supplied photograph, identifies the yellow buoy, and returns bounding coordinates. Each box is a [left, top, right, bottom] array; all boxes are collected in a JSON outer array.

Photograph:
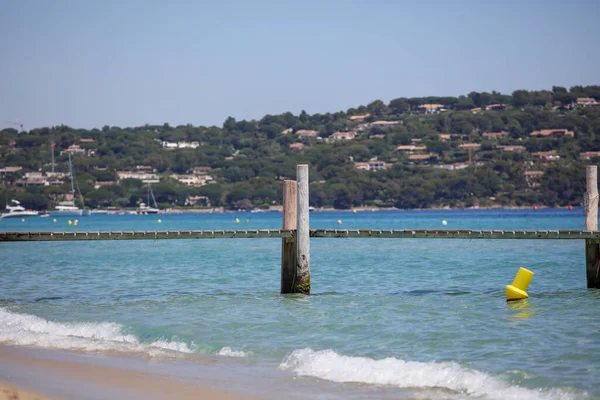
[[235, 218, 240, 223], [21, 218, 25, 222], [145, 212, 148, 215], [353, 209, 357, 214], [157, 219, 162, 223], [68, 220, 72, 225], [73, 221, 78, 226], [337, 219, 342, 225], [245, 219, 249, 223], [53, 218, 57, 223], [506, 267, 534, 301]]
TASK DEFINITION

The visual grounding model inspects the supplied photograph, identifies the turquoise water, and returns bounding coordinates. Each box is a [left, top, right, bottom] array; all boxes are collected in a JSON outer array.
[[1, 210, 598, 399]]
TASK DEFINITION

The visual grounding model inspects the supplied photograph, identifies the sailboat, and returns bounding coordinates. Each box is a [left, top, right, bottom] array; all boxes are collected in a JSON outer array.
[[136, 182, 160, 214], [51, 154, 91, 216]]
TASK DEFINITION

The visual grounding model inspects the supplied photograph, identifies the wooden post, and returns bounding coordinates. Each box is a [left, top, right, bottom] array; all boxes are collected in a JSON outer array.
[[295, 164, 311, 294], [281, 180, 297, 293], [585, 165, 600, 288]]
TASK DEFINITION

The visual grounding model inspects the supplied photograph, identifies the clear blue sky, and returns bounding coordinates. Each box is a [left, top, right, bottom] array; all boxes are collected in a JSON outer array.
[[1, 0, 598, 130]]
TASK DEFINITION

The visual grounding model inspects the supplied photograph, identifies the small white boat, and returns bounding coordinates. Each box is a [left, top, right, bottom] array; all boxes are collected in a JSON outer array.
[[1, 200, 39, 218]]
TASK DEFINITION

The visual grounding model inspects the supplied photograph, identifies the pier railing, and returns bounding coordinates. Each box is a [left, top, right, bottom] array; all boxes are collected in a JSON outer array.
[[1, 165, 599, 290]]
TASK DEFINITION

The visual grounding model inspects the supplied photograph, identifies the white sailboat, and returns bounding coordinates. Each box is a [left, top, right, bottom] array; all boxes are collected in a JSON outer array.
[[136, 182, 160, 214], [0, 200, 39, 218], [51, 154, 91, 216]]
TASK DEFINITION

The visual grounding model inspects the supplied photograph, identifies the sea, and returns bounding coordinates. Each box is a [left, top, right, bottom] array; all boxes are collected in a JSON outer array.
[[0, 209, 598, 400]]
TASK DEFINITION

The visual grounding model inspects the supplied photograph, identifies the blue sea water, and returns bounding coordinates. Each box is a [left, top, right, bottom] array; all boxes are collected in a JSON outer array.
[[0, 209, 598, 399]]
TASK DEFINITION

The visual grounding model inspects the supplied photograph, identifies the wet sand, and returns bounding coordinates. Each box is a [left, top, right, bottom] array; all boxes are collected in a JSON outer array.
[[0, 383, 52, 400], [0, 345, 263, 400]]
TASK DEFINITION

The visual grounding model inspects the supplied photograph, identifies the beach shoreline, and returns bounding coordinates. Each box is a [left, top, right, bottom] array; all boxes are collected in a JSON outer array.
[[0, 345, 265, 400]]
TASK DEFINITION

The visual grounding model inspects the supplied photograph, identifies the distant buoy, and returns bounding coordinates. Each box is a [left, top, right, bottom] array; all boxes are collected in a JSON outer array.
[[157, 219, 162, 223], [53, 218, 57, 223], [68, 220, 72, 225], [73, 221, 78, 226], [533, 205, 538, 211], [568, 205, 573, 210], [506, 267, 534, 301], [245, 219, 249, 223], [21, 218, 25, 222], [144, 212, 148, 215], [442, 220, 447, 225], [235, 218, 240, 223], [353, 209, 357, 214], [371, 208, 375, 212], [337, 219, 342, 225]]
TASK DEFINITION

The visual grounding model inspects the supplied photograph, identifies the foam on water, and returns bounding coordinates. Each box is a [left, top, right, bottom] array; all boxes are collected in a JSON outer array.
[[0, 307, 195, 357], [217, 346, 252, 357], [280, 349, 584, 400]]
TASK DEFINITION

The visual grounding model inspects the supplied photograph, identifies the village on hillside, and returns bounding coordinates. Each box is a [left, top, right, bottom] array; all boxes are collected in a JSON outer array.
[[1, 87, 599, 211]]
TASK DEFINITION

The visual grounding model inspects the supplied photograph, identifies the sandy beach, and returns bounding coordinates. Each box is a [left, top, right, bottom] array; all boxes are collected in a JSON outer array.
[[0, 345, 264, 400], [0, 383, 51, 400]]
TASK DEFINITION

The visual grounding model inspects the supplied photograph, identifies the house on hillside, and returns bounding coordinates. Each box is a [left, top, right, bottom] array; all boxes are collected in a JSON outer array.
[[117, 171, 159, 183], [280, 128, 293, 135], [289, 143, 305, 150], [417, 104, 445, 114], [330, 131, 356, 140], [486, 104, 508, 111], [531, 151, 560, 160], [348, 114, 370, 121], [482, 131, 509, 140], [186, 195, 211, 207], [296, 130, 319, 137], [191, 166, 212, 175], [530, 129, 574, 138], [396, 145, 427, 153], [459, 143, 481, 150], [17, 172, 48, 186], [0, 166, 22, 175], [497, 145, 526, 152], [354, 160, 392, 171], [576, 98, 599, 107], [524, 170, 544, 188], [135, 165, 155, 173], [408, 153, 437, 164], [580, 151, 600, 160], [370, 121, 401, 128], [61, 144, 90, 156]]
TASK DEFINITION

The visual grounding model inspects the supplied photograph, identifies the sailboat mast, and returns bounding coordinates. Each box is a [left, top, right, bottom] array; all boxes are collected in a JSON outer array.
[[68, 153, 75, 202], [51, 140, 55, 173]]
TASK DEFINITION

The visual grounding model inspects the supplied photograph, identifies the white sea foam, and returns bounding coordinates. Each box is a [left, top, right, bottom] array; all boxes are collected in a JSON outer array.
[[217, 346, 252, 357], [0, 307, 195, 357], [280, 349, 583, 400]]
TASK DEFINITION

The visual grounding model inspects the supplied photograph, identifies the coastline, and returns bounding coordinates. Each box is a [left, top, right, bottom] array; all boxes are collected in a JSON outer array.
[[112, 205, 576, 215]]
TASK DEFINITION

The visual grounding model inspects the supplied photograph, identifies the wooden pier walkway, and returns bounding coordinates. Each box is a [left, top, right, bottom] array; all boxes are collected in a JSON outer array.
[[1, 164, 599, 291], [2, 229, 600, 242]]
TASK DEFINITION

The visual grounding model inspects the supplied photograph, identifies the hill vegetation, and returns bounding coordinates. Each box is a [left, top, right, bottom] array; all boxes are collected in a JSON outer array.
[[1, 85, 600, 211]]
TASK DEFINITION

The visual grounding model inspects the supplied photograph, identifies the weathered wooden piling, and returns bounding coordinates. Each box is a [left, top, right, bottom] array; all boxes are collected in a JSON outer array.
[[585, 165, 600, 288], [295, 164, 311, 294], [281, 180, 297, 293]]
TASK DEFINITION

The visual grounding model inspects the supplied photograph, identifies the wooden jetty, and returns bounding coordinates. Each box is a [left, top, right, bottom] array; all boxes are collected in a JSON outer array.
[[1, 164, 599, 291]]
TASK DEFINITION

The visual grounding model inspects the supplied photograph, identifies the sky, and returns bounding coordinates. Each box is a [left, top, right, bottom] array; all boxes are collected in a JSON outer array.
[[0, 0, 598, 131]]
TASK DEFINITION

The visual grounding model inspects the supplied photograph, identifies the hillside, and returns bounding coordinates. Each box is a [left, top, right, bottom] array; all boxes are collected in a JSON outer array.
[[1, 85, 600, 211]]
